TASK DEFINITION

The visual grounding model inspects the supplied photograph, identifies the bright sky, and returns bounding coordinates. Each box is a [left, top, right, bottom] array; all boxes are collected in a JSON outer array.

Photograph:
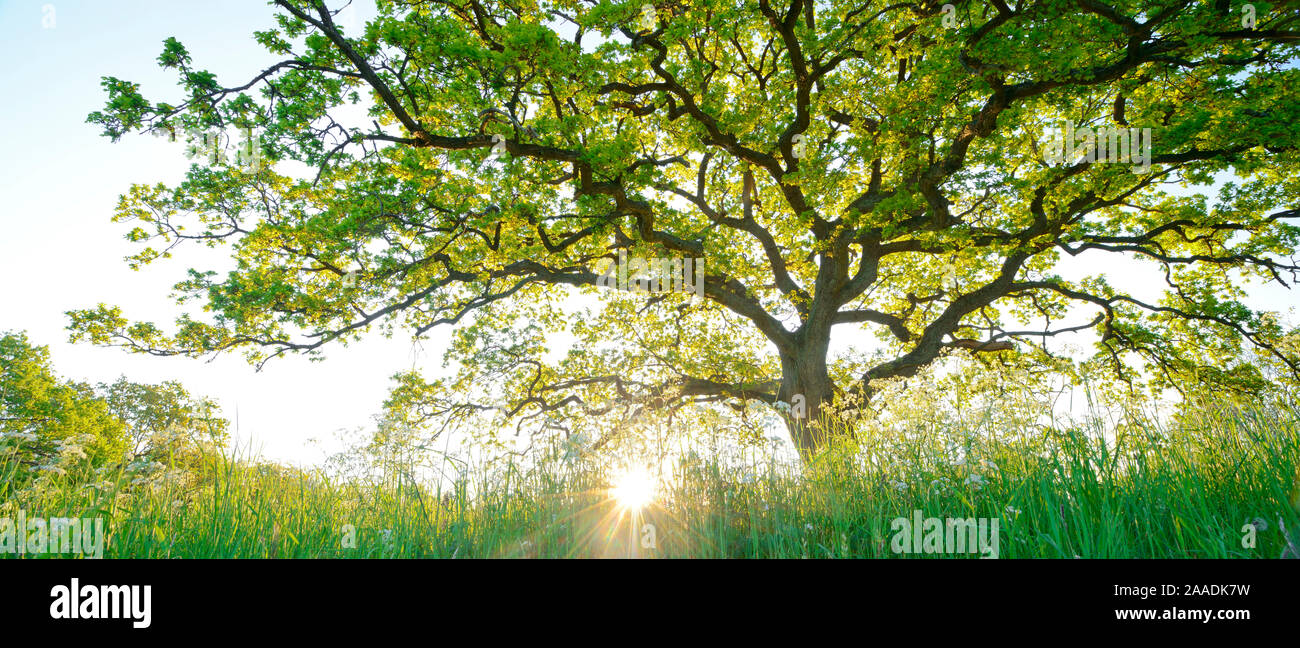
[[0, 0, 427, 466], [1, 1, 1294, 467]]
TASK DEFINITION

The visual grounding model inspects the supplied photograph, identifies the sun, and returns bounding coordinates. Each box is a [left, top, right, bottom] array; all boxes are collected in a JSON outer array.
[[610, 468, 656, 511]]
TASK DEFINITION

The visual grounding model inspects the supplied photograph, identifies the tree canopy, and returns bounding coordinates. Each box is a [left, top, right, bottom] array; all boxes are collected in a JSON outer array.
[[98, 376, 229, 463], [76, 0, 1300, 459], [0, 332, 229, 480], [1, 332, 126, 473]]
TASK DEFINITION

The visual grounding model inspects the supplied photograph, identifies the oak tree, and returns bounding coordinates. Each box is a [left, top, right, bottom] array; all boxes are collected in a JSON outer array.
[[77, 1, 1300, 460]]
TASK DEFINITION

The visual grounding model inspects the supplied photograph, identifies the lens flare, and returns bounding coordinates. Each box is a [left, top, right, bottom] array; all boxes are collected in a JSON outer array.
[[611, 468, 655, 511]]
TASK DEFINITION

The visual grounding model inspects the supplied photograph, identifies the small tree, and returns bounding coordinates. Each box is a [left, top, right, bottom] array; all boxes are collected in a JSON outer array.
[[98, 376, 229, 467]]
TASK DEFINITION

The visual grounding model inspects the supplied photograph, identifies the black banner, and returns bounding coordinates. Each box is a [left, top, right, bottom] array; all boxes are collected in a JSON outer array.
[[1, 559, 1291, 638]]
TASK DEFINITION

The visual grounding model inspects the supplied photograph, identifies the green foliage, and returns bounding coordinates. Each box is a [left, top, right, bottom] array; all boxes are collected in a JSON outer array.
[[0, 332, 127, 477], [74, 1, 1300, 458], [98, 376, 229, 472], [1, 331, 231, 495]]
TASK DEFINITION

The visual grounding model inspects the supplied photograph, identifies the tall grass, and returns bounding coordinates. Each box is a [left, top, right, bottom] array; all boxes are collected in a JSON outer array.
[[3, 401, 1298, 558]]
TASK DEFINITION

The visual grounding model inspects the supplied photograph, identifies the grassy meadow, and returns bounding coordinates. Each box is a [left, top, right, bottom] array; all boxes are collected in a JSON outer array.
[[4, 399, 1299, 559]]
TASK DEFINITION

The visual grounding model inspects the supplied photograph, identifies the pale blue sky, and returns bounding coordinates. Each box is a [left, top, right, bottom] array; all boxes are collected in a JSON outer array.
[[0, 1, 1293, 466], [0, 0, 432, 465]]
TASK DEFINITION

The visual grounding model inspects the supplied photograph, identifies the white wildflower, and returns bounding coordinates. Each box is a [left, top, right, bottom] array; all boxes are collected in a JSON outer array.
[[5, 431, 38, 444], [59, 444, 88, 461]]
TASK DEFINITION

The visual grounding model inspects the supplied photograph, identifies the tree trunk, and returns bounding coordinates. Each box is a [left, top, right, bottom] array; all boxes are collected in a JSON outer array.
[[777, 332, 839, 462]]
